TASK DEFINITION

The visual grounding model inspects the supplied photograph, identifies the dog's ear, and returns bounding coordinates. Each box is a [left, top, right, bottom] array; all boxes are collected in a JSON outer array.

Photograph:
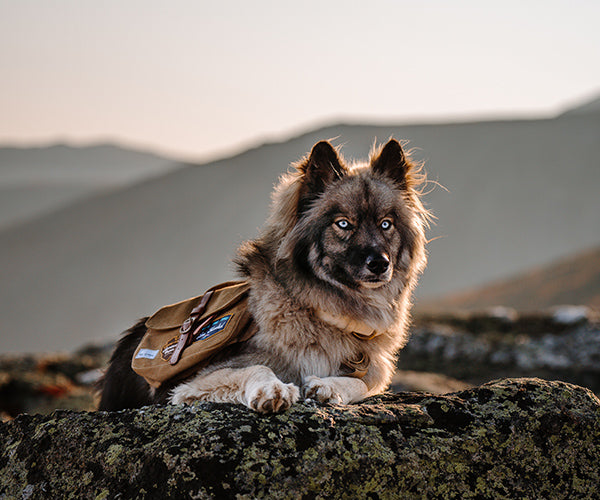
[[371, 139, 409, 188], [297, 141, 346, 214], [301, 141, 346, 188]]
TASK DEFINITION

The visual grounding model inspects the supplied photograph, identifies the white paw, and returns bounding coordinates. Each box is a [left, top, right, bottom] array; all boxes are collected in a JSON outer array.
[[246, 379, 300, 413], [303, 376, 344, 404], [170, 383, 203, 405]]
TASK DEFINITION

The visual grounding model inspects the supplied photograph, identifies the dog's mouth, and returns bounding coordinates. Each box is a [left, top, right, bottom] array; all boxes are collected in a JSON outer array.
[[360, 281, 386, 289], [359, 275, 392, 289], [318, 256, 393, 291], [352, 264, 394, 290], [358, 252, 392, 289]]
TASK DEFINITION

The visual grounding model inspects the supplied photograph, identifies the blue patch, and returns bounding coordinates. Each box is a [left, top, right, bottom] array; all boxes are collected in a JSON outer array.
[[194, 315, 233, 341]]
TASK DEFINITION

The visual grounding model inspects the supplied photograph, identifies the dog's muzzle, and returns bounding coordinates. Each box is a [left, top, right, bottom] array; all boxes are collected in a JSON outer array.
[[365, 252, 390, 276]]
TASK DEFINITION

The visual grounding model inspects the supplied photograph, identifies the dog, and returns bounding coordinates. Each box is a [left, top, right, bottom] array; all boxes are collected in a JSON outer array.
[[98, 138, 429, 413]]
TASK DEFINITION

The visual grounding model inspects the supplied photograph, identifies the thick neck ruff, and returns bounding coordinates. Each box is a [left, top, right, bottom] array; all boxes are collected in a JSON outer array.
[[315, 308, 382, 340]]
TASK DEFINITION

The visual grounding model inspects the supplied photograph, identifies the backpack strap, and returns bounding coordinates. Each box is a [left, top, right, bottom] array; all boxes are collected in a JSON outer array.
[[315, 308, 382, 339], [340, 352, 370, 379], [169, 290, 214, 365]]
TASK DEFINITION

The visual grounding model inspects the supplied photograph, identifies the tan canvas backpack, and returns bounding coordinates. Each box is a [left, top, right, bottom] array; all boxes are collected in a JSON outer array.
[[131, 281, 256, 388], [131, 280, 371, 389]]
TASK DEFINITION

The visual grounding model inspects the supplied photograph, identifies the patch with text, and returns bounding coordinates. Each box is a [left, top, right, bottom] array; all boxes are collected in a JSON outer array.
[[194, 315, 233, 341], [135, 348, 159, 360]]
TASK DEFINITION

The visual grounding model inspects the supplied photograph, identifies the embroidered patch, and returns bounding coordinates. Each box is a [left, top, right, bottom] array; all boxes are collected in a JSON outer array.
[[194, 315, 233, 341], [161, 336, 180, 361], [135, 348, 159, 360]]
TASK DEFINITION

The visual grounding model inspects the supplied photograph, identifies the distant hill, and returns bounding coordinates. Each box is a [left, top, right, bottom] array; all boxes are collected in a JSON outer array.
[[559, 91, 600, 116], [1, 104, 599, 352], [421, 246, 600, 312], [0, 143, 178, 230]]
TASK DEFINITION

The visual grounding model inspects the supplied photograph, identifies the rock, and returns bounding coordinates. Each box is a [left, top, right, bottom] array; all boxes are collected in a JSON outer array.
[[0, 350, 466, 421], [405, 311, 600, 392], [0, 347, 111, 420], [551, 305, 592, 324], [1, 378, 599, 499], [390, 370, 473, 394]]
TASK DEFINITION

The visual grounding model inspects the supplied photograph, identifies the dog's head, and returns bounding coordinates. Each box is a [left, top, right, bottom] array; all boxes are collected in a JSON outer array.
[[272, 139, 429, 294]]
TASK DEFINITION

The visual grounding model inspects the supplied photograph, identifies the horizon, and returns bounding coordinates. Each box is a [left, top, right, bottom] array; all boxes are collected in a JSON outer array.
[[1, 93, 597, 164], [1, 0, 599, 161]]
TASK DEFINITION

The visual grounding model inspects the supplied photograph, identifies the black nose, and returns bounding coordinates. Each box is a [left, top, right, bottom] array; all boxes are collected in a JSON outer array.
[[366, 253, 390, 275]]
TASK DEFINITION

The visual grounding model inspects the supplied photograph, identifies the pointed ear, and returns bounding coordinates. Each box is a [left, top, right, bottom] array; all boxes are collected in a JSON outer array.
[[300, 140, 346, 188], [371, 139, 409, 187], [296, 141, 346, 214]]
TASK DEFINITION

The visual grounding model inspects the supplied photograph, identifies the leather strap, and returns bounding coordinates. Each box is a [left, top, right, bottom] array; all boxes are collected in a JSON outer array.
[[340, 352, 370, 379], [169, 290, 214, 365], [315, 308, 382, 339]]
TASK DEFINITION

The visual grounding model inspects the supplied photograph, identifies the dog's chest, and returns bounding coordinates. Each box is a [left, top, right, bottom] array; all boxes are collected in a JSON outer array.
[[248, 284, 373, 380], [266, 318, 362, 379]]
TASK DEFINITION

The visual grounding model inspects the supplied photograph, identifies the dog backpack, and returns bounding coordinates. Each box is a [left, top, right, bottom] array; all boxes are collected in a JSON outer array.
[[131, 281, 256, 388], [132, 280, 372, 389]]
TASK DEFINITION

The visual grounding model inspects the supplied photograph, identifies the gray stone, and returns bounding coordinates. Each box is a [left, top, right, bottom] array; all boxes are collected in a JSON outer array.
[[404, 312, 600, 391], [1, 378, 599, 499]]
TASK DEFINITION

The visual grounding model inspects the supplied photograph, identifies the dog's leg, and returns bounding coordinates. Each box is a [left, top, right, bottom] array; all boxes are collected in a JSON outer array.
[[170, 365, 300, 413], [303, 376, 369, 405]]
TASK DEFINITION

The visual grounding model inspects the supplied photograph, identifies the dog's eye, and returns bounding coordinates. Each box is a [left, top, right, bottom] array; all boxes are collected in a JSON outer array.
[[335, 218, 352, 230], [380, 219, 393, 231]]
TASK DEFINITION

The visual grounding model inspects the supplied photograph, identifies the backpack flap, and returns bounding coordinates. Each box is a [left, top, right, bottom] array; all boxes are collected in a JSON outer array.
[[131, 281, 253, 388]]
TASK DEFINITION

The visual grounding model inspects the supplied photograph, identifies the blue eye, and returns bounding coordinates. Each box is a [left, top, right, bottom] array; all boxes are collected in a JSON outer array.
[[335, 219, 351, 230], [380, 219, 392, 230]]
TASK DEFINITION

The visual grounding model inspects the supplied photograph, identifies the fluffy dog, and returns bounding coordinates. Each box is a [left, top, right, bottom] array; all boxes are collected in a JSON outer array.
[[98, 139, 429, 413]]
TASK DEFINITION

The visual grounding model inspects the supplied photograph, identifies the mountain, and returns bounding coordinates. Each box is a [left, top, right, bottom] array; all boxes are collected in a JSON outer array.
[[0, 143, 178, 230], [560, 92, 600, 117], [421, 246, 600, 311], [1, 106, 599, 352]]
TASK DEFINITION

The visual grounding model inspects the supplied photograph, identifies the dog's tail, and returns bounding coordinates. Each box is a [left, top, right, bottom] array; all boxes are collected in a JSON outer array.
[[96, 319, 155, 411]]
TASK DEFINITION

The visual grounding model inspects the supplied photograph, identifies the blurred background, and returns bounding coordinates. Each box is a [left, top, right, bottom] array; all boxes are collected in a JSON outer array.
[[1, 1, 599, 416]]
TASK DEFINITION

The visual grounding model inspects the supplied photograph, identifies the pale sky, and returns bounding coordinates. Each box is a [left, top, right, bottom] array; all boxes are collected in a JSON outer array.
[[1, 0, 598, 160]]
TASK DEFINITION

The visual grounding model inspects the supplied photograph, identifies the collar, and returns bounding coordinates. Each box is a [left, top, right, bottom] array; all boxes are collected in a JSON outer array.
[[315, 308, 382, 340]]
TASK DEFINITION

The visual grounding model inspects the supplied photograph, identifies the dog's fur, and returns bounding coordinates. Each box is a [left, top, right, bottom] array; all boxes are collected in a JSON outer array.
[[98, 139, 429, 413]]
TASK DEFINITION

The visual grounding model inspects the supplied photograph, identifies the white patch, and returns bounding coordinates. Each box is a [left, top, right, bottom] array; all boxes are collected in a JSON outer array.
[[486, 306, 518, 321], [135, 348, 159, 360], [552, 305, 589, 324]]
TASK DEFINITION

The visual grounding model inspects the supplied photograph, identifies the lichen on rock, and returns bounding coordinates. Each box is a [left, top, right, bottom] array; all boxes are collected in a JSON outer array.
[[1, 378, 599, 499]]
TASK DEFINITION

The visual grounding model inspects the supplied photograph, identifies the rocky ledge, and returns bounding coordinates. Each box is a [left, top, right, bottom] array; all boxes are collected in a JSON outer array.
[[404, 308, 600, 392], [1, 378, 599, 499]]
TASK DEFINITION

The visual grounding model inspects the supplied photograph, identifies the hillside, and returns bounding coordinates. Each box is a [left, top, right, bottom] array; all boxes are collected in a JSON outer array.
[[0, 143, 178, 230], [560, 92, 600, 117], [1, 109, 599, 352], [421, 245, 600, 312]]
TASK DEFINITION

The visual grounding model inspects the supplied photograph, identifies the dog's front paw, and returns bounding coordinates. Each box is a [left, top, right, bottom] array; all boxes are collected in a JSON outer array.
[[170, 383, 203, 405], [246, 379, 300, 413], [303, 376, 344, 404]]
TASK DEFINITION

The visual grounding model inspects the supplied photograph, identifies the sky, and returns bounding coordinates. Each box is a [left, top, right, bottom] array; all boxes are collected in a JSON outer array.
[[1, 0, 599, 161]]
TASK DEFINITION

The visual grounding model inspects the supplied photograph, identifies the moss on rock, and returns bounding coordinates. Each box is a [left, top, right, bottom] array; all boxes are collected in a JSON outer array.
[[1, 378, 599, 499]]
